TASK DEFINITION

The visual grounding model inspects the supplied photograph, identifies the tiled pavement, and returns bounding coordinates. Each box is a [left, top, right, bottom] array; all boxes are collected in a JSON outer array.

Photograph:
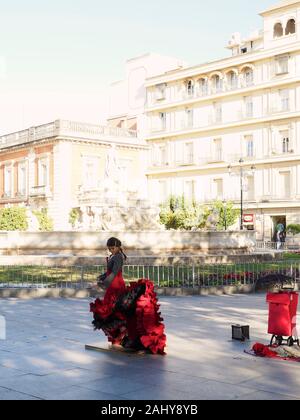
[[0, 294, 299, 400]]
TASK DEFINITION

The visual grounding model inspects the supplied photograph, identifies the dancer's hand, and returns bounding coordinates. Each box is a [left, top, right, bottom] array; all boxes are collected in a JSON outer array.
[[97, 273, 107, 285]]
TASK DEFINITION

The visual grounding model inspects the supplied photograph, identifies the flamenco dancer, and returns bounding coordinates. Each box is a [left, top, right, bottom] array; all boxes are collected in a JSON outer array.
[[90, 237, 166, 355]]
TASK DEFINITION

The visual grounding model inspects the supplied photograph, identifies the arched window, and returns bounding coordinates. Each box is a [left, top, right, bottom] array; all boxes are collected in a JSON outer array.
[[198, 78, 208, 96], [286, 19, 296, 35], [274, 22, 284, 38], [211, 74, 223, 93], [185, 80, 195, 97], [241, 67, 254, 87], [226, 71, 238, 90]]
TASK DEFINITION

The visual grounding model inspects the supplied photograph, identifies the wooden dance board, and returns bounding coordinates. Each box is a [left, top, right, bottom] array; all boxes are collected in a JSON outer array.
[[85, 344, 149, 357]]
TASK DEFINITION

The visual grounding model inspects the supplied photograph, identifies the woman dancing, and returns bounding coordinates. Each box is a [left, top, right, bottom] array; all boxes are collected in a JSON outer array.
[[90, 237, 166, 355]]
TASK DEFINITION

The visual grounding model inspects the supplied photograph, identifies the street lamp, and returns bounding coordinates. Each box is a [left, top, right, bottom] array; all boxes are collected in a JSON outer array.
[[228, 159, 256, 231]]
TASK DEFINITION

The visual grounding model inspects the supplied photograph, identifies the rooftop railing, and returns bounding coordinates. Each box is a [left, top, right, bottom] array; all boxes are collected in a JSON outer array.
[[0, 120, 138, 149]]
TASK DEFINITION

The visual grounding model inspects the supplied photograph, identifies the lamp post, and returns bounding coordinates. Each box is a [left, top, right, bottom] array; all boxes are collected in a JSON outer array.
[[239, 158, 244, 231], [228, 159, 255, 232]]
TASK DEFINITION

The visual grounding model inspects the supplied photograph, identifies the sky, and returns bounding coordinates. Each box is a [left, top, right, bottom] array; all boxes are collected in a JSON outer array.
[[0, 0, 274, 135]]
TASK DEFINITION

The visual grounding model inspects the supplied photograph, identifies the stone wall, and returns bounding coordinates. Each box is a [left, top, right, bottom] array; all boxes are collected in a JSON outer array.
[[0, 230, 256, 257]]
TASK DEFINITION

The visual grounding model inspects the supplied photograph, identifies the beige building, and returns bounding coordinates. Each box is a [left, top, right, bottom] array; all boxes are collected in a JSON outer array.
[[0, 120, 149, 231], [143, 0, 300, 240], [0, 55, 186, 232]]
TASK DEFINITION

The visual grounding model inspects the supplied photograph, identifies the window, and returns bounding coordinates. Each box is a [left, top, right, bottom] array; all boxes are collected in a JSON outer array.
[[118, 120, 125, 129], [159, 145, 167, 166], [119, 159, 131, 189], [185, 180, 196, 202], [245, 97, 254, 118], [84, 158, 97, 189], [281, 131, 290, 153], [280, 89, 290, 112], [38, 159, 48, 186], [184, 142, 194, 164], [186, 108, 194, 128], [245, 135, 254, 158], [155, 84, 166, 101], [4, 166, 12, 197], [242, 67, 254, 87], [227, 71, 238, 90], [274, 22, 284, 38], [280, 172, 291, 198], [214, 179, 223, 199], [198, 78, 208, 96], [186, 80, 194, 97], [159, 112, 167, 130], [211, 75, 223, 93], [214, 103, 222, 123], [276, 55, 289, 75], [246, 176, 255, 200], [213, 138, 223, 161], [286, 19, 296, 35], [158, 180, 167, 204], [18, 163, 27, 196]]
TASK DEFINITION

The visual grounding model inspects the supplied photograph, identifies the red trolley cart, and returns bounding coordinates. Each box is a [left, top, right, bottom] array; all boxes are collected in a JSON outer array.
[[267, 291, 299, 347]]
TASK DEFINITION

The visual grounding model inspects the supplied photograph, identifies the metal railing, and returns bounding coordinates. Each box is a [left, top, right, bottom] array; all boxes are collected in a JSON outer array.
[[0, 260, 300, 289], [255, 241, 300, 251]]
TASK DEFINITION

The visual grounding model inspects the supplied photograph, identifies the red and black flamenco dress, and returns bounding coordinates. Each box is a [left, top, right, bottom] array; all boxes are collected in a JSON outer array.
[[90, 269, 166, 355]]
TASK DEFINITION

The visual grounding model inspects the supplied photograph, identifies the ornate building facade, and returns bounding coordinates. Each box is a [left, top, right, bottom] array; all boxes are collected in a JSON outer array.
[[143, 0, 300, 240], [0, 120, 154, 231]]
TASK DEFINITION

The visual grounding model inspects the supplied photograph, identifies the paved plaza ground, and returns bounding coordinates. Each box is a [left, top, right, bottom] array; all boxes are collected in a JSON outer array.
[[0, 293, 299, 400]]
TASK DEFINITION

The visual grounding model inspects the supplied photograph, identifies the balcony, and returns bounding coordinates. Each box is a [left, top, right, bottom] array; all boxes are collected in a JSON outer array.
[[207, 153, 225, 164], [177, 158, 197, 167], [227, 154, 256, 163], [237, 110, 255, 120], [0, 120, 138, 149], [29, 185, 52, 198], [266, 149, 295, 158], [264, 104, 291, 116], [229, 194, 257, 203], [16, 190, 27, 198], [150, 161, 170, 169], [1, 192, 12, 200], [259, 194, 293, 203], [0, 192, 28, 203]]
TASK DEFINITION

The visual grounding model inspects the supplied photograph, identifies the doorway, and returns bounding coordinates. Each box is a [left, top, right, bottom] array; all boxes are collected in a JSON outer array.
[[271, 216, 286, 242]]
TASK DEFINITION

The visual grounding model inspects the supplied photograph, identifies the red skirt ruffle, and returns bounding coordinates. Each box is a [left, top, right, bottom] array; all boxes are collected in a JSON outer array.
[[90, 279, 167, 355]]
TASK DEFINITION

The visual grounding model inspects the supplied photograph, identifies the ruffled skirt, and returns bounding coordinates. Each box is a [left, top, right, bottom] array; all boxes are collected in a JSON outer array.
[[90, 279, 166, 355]]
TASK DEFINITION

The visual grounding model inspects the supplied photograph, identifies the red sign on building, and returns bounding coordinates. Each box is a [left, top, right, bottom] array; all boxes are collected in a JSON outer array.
[[243, 214, 254, 224]]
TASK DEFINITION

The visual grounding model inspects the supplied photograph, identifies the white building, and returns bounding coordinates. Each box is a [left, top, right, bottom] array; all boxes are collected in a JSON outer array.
[[142, 0, 300, 240], [107, 53, 186, 138]]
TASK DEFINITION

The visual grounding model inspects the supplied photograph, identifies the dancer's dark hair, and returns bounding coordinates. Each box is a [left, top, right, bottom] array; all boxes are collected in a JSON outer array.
[[107, 237, 127, 260]]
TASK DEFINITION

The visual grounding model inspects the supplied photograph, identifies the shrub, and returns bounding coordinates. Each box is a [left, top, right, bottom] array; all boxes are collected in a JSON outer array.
[[0, 207, 28, 231], [69, 208, 81, 228], [287, 224, 300, 236], [33, 209, 53, 232], [213, 201, 240, 231], [160, 195, 208, 230]]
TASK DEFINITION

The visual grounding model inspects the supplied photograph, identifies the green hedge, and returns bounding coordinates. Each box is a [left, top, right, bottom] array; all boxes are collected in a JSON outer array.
[[0, 207, 28, 231]]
